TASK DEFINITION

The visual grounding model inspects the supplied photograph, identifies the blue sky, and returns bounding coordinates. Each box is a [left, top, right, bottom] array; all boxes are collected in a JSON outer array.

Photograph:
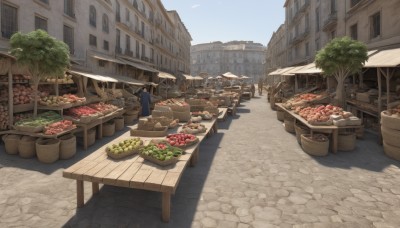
[[162, 0, 286, 46]]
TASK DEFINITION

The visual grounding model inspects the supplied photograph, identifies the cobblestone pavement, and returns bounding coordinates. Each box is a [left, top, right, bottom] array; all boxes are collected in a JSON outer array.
[[1, 94, 400, 228]]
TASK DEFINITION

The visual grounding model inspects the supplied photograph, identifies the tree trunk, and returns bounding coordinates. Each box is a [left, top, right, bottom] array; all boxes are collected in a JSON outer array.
[[335, 77, 345, 108], [33, 80, 39, 117]]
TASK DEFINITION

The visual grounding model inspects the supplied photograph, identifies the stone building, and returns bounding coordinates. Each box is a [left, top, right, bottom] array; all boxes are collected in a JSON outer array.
[[0, 0, 191, 78], [266, 0, 400, 71], [191, 41, 266, 81]]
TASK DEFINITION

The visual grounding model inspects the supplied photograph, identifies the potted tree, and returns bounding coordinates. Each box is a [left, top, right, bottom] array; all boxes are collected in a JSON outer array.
[[10, 29, 70, 117], [315, 37, 368, 107]]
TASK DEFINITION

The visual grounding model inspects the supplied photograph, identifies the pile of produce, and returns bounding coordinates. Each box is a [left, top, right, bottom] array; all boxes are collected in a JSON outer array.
[[192, 111, 213, 120], [15, 111, 62, 128], [181, 122, 207, 134], [43, 74, 73, 83], [13, 75, 30, 83], [106, 138, 143, 158], [296, 105, 343, 123], [13, 84, 33, 105], [139, 143, 183, 163], [0, 104, 9, 130], [284, 93, 323, 110], [88, 102, 118, 114], [138, 118, 166, 131], [40, 94, 86, 107], [165, 133, 198, 148], [65, 106, 101, 119], [387, 105, 400, 116], [157, 99, 189, 107], [13, 113, 33, 124], [0, 85, 8, 103], [44, 120, 76, 135]]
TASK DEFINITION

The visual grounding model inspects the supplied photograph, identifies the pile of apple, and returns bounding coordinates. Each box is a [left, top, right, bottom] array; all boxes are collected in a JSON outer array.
[[66, 106, 100, 119], [0, 104, 9, 130], [40, 94, 86, 107], [44, 120, 76, 135], [88, 102, 118, 114], [157, 99, 189, 107], [297, 105, 343, 123], [13, 84, 33, 105], [166, 133, 197, 147], [387, 105, 400, 116], [106, 138, 143, 155]]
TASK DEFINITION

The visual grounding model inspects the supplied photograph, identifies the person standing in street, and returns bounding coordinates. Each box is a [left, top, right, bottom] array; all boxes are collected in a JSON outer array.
[[140, 87, 151, 116], [258, 78, 263, 95]]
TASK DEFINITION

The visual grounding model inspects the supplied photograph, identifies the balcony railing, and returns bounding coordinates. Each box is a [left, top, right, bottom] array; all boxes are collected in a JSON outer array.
[[323, 12, 338, 31], [290, 28, 310, 45]]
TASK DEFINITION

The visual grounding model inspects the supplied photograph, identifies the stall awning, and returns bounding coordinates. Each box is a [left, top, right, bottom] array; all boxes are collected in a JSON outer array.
[[112, 75, 145, 86], [364, 48, 400, 68], [294, 63, 323, 74], [92, 54, 125, 65], [69, 70, 118, 82], [222, 72, 239, 79], [118, 58, 158, 73], [193, 76, 204, 80], [183, 74, 194, 80], [158, 71, 176, 80], [281, 66, 303, 76], [268, 68, 289, 76], [0, 51, 16, 61], [240, 75, 250, 79]]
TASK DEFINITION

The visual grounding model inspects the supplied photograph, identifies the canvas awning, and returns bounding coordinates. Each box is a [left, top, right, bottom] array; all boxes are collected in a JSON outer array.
[[158, 71, 176, 80], [182, 74, 194, 80], [0, 51, 16, 61], [92, 54, 125, 65], [221, 72, 239, 79], [241, 75, 250, 79], [112, 75, 145, 86], [193, 76, 204, 80], [294, 63, 323, 74], [364, 48, 400, 68], [118, 58, 158, 73], [69, 70, 118, 82], [268, 68, 289, 76]]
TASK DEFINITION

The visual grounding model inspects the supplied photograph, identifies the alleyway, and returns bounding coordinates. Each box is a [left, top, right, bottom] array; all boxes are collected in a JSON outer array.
[[1, 94, 400, 228]]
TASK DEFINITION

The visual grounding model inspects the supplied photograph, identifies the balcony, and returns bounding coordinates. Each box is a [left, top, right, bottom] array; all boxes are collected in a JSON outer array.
[[323, 12, 338, 31], [115, 47, 122, 54], [125, 50, 133, 57], [290, 29, 310, 45]]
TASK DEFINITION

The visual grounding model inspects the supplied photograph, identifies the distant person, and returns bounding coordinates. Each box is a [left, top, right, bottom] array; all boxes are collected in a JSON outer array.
[[251, 84, 256, 98], [140, 87, 151, 116], [258, 78, 263, 95]]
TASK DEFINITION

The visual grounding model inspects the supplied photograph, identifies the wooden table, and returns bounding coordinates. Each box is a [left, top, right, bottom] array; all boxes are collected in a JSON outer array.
[[218, 108, 228, 122], [63, 117, 218, 222], [276, 103, 361, 153]]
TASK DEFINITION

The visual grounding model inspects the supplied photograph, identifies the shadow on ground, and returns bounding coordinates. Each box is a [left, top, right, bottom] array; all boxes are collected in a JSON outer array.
[[62, 132, 224, 228]]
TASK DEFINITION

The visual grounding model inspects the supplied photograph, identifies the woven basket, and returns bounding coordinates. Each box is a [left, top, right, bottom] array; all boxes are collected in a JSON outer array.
[[103, 121, 115, 137], [381, 126, 400, 148], [284, 119, 295, 133], [169, 104, 190, 113], [355, 126, 364, 139], [36, 138, 60, 163], [294, 122, 310, 144], [383, 141, 400, 161], [301, 134, 329, 156], [18, 136, 37, 158], [190, 105, 205, 112], [173, 111, 191, 122], [276, 110, 284, 121], [78, 129, 96, 147], [151, 110, 174, 119], [140, 153, 180, 167], [124, 114, 137, 125], [59, 134, 76, 159], [381, 111, 400, 130], [131, 126, 168, 137], [337, 133, 356, 151], [125, 109, 139, 116], [2, 134, 20, 155], [114, 117, 124, 131], [14, 125, 44, 133]]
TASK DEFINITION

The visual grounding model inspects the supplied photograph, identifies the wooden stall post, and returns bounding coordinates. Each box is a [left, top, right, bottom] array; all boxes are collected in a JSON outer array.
[[162, 192, 171, 222], [77, 180, 84, 208], [8, 70, 13, 127]]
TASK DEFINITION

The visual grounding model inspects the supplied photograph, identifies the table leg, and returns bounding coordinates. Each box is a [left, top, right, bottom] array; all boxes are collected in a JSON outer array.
[[92, 182, 99, 194], [97, 124, 103, 139], [190, 146, 199, 167], [213, 122, 218, 134], [162, 192, 171, 223], [84, 127, 88, 151], [77, 180, 84, 208], [332, 129, 338, 153]]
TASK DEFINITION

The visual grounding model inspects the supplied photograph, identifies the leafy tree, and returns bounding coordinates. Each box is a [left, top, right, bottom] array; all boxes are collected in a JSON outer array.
[[10, 30, 70, 116], [315, 37, 368, 107]]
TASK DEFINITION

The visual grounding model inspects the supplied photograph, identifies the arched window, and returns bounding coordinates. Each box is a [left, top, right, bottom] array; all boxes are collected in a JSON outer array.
[[102, 14, 109, 33], [89, 5, 96, 27]]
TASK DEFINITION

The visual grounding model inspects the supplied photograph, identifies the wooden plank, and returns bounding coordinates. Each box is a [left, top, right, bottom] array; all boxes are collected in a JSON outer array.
[[63, 160, 91, 178], [130, 169, 153, 188], [143, 169, 168, 191], [168, 160, 187, 173], [160, 172, 181, 193], [103, 162, 136, 186], [82, 160, 112, 181], [116, 163, 143, 187], [77, 180, 84, 208], [69, 161, 99, 180], [91, 162, 121, 183]]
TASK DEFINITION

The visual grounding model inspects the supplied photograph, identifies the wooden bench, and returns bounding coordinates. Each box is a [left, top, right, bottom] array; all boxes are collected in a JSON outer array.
[[63, 118, 218, 222]]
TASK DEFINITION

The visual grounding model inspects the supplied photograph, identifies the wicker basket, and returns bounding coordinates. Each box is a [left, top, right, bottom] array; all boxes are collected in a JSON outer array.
[[59, 134, 76, 159], [124, 114, 137, 125], [131, 126, 168, 137], [168, 104, 190, 113], [114, 117, 125, 131], [18, 136, 37, 158], [173, 111, 191, 122], [151, 110, 174, 119], [381, 126, 400, 148], [383, 141, 400, 161], [36, 138, 60, 163], [2, 134, 20, 155], [294, 122, 310, 144], [337, 132, 356, 151], [355, 126, 364, 139], [276, 110, 284, 121], [301, 134, 329, 156], [140, 153, 180, 167], [14, 125, 44, 133], [103, 121, 115, 137], [381, 111, 400, 130], [284, 119, 295, 133]]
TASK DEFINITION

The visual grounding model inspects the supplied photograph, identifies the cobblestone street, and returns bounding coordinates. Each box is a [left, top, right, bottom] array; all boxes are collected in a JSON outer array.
[[1, 94, 400, 228]]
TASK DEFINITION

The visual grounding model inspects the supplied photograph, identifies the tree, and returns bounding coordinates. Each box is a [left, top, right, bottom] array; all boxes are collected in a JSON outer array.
[[315, 37, 368, 107], [10, 30, 70, 117]]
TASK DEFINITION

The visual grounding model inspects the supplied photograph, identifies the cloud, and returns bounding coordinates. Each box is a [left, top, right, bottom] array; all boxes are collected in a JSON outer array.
[[191, 4, 200, 9]]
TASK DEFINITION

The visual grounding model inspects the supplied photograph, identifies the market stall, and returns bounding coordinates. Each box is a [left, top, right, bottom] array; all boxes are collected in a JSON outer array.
[[157, 72, 180, 99]]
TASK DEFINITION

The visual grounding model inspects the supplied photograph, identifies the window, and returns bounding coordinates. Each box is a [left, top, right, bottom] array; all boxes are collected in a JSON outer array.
[[351, 0, 361, 8], [126, 8, 129, 22], [330, 0, 336, 14], [89, 34, 97, 47], [103, 40, 109, 51], [63, 25, 74, 54], [350, 23, 358, 40], [64, 0, 75, 18], [305, 42, 310, 57], [89, 5, 96, 27], [305, 13, 310, 31], [136, 40, 140, 58], [35, 15, 48, 31], [141, 44, 145, 58], [370, 12, 381, 39], [116, 1, 120, 22], [116, 29, 121, 50], [315, 7, 320, 32], [39, 0, 49, 4], [315, 38, 320, 51], [98, 60, 107, 67], [1, 3, 18, 39], [126, 35, 130, 51], [102, 14, 109, 33]]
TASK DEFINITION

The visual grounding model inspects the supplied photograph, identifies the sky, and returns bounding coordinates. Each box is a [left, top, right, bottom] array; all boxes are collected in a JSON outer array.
[[161, 0, 286, 46]]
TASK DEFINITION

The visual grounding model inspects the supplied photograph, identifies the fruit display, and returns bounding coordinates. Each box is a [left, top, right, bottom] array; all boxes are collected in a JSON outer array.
[[165, 133, 198, 148], [88, 102, 118, 114], [13, 113, 34, 124], [296, 105, 342, 124], [387, 105, 400, 116], [191, 111, 213, 120], [43, 74, 73, 84], [139, 143, 183, 166], [190, 116, 202, 123], [106, 138, 143, 159], [181, 122, 207, 134], [15, 111, 62, 129], [157, 98, 189, 107], [13, 84, 33, 105], [283, 93, 324, 110], [39, 94, 86, 107], [0, 104, 9, 130], [65, 106, 101, 119], [12, 75, 30, 83], [44, 120, 76, 135]]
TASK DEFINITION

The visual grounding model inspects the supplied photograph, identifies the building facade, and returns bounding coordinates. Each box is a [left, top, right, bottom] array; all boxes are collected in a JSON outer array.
[[0, 0, 191, 78], [266, 0, 400, 71], [191, 41, 266, 81]]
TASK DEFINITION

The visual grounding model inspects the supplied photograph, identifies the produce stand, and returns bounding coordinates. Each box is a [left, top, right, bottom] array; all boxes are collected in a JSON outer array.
[[276, 103, 361, 153], [0, 127, 76, 139], [63, 116, 218, 222]]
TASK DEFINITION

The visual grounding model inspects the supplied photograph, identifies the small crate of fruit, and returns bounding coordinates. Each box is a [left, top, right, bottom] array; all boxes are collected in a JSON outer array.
[[180, 123, 207, 134], [152, 133, 199, 149], [139, 143, 184, 166], [105, 138, 143, 159]]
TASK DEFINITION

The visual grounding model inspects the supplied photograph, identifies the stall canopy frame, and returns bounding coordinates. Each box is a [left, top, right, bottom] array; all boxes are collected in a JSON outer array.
[[118, 58, 158, 73]]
